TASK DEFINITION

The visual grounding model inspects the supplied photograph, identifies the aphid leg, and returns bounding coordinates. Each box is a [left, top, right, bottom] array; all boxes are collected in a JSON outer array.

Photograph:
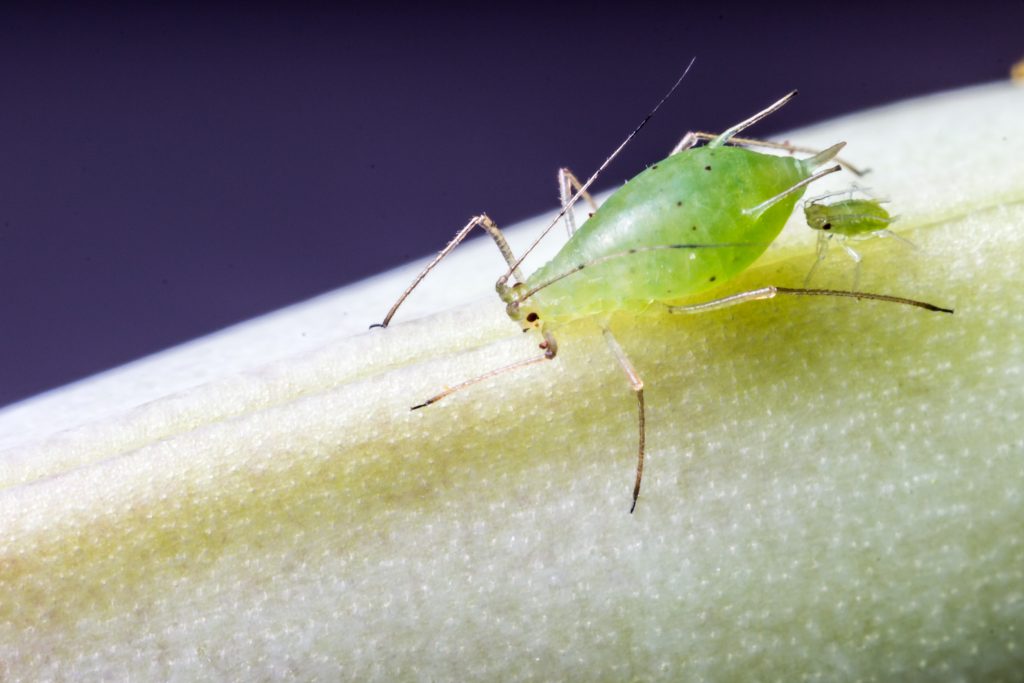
[[601, 326, 646, 513], [558, 168, 599, 238], [744, 164, 843, 218], [708, 91, 799, 148], [665, 286, 953, 315], [411, 329, 559, 410], [674, 132, 867, 176], [670, 130, 702, 155], [876, 229, 918, 251], [840, 244, 864, 290], [373, 214, 526, 328], [805, 186, 869, 205], [803, 232, 831, 287]]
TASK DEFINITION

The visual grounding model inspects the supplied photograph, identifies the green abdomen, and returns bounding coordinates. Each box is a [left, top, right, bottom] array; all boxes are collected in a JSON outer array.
[[526, 146, 810, 325]]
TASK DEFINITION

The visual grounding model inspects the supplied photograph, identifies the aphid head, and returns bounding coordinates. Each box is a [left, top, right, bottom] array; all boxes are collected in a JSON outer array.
[[804, 203, 831, 231], [503, 283, 544, 332], [506, 301, 545, 332]]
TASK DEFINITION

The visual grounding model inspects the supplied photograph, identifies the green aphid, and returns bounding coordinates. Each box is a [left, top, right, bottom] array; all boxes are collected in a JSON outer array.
[[805, 196, 893, 235], [375, 77, 952, 513], [803, 189, 914, 288]]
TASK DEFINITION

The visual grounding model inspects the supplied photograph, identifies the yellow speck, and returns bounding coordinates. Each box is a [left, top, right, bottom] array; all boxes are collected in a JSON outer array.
[[1012, 58, 1024, 83]]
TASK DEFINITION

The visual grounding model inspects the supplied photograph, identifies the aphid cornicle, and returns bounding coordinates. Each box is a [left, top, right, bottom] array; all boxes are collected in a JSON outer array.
[[374, 76, 953, 513], [803, 189, 912, 288]]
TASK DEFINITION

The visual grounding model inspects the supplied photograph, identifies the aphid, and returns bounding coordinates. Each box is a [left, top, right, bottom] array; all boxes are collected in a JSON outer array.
[[803, 188, 914, 288], [374, 74, 953, 513]]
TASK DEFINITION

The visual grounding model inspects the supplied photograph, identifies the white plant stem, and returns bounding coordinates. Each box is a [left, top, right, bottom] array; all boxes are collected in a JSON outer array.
[[1, 82, 1022, 680]]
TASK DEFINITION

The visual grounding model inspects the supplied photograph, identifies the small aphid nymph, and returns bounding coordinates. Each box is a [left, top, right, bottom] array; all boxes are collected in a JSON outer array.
[[374, 69, 953, 513], [803, 188, 915, 288]]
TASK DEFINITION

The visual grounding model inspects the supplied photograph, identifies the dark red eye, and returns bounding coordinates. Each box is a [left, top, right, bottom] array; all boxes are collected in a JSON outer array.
[[526, 312, 539, 322], [822, 222, 832, 230]]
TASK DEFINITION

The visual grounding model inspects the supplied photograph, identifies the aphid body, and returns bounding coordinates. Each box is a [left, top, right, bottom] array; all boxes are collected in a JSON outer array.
[[511, 144, 831, 328], [804, 196, 894, 236], [803, 192, 910, 287]]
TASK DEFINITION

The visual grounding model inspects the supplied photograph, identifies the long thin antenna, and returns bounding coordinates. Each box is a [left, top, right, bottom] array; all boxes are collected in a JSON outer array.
[[499, 57, 697, 285]]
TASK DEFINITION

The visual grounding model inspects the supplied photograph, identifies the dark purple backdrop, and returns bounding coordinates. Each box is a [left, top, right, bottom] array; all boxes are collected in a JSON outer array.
[[1, 4, 1021, 407]]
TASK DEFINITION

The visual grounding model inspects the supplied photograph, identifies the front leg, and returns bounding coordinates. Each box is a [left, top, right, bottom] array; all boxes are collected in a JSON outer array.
[[840, 243, 864, 290], [373, 214, 526, 328], [804, 232, 833, 287], [558, 167, 600, 237], [601, 326, 647, 513]]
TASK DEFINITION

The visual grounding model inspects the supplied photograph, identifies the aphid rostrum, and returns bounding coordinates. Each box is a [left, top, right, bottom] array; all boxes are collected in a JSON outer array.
[[803, 188, 914, 288], [374, 76, 953, 512]]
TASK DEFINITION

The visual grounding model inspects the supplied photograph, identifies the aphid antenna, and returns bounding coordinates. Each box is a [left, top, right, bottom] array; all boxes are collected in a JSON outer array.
[[743, 162, 842, 218], [805, 185, 874, 204], [667, 286, 954, 315], [513, 242, 773, 304], [499, 57, 698, 286], [806, 181, 880, 202], [767, 287, 953, 313], [709, 90, 798, 148]]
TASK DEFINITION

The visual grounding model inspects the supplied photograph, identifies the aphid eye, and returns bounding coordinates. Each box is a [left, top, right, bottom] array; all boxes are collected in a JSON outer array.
[[704, 165, 712, 171], [526, 312, 540, 322], [822, 223, 832, 230]]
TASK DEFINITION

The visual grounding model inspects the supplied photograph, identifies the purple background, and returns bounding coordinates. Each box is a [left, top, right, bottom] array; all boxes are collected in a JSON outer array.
[[1, 4, 1021, 407]]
